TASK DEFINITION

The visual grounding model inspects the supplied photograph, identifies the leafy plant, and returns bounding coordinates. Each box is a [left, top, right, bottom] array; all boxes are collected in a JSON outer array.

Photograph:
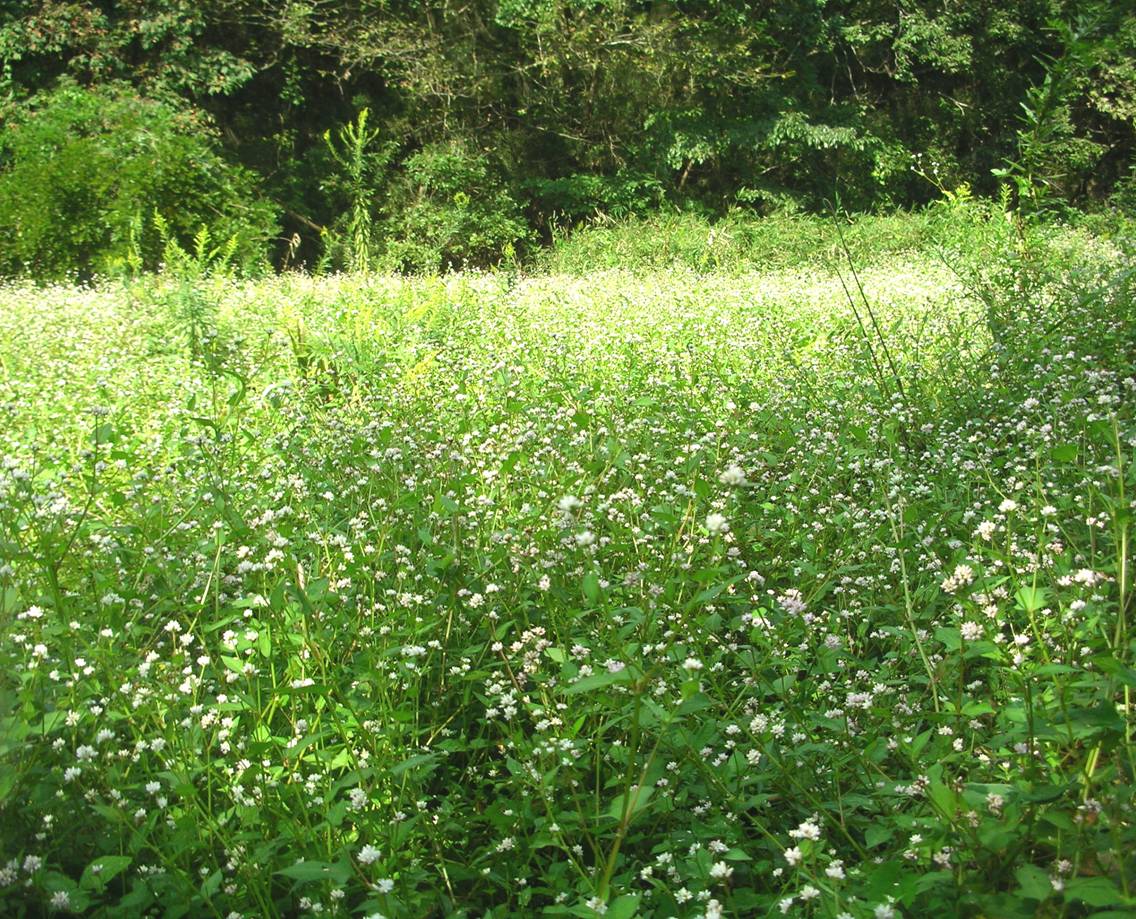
[[383, 142, 533, 272], [321, 108, 395, 272], [994, 16, 1108, 216], [0, 212, 1133, 918], [0, 80, 278, 279]]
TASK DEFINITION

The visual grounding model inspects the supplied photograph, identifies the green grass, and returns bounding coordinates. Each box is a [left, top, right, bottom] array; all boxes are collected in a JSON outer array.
[[0, 209, 1134, 918]]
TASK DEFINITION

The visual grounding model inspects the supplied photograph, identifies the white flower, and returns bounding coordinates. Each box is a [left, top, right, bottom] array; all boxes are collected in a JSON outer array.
[[375, 878, 394, 893], [789, 818, 821, 841], [778, 589, 807, 615], [706, 513, 728, 534], [558, 495, 582, 512], [718, 465, 746, 486], [50, 890, 71, 910], [358, 844, 381, 865], [709, 861, 733, 880], [575, 530, 595, 547], [784, 846, 802, 866], [682, 657, 704, 672], [941, 563, 975, 594]]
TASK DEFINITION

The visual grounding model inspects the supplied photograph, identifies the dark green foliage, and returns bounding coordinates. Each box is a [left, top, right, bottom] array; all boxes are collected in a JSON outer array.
[[382, 143, 533, 272], [0, 0, 1133, 273], [0, 81, 279, 279], [525, 173, 666, 230]]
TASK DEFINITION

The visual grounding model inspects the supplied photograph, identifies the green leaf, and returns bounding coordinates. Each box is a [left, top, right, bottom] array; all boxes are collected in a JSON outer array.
[[605, 895, 641, 919], [936, 627, 961, 652], [276, 860, 349, 884], [1094, 656, 1136, 687], [609, 784, 654, 821], [200, 869, 223, 898], [1050, 443, 1079, 462], [865, 824, 893, 848], [562, 668, 632, 694], [257, 625, 271, 657], [1085, 912, 1136, 918], [583, 572, 600, 604], [928, 779, 957, 820], [1016, 864, 1052, 901], [391, 752, 441, 777], [1064, 877, 1126, 907], [81, 855, 132, 890], [909, 728, 932, 758], [1015, 586, 1046, 614]]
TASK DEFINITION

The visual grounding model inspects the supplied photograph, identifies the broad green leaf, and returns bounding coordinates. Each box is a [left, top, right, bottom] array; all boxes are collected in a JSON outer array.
[[1015, 864, 1052, 901], [609, 784, 654, 821], [276, 860, 349, 883], [606, 895, 641, 919], [562, 668, 632, 694], [583, 572, 600, 603], [1064, 877, 1126, 907], [1015, 586, 1046, 614], [81, 855, 132, 890]]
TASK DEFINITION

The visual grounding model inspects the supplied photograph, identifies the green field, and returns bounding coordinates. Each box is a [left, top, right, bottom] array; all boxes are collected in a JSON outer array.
[[1, 216, 1134, 917]]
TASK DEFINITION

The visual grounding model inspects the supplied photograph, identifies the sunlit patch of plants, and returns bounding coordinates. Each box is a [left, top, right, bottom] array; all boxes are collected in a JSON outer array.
[[0, 217, 1133, 917]]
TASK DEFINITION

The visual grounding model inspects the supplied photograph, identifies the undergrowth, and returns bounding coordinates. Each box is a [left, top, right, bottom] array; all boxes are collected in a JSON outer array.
[[0, 210, 1133, 918]]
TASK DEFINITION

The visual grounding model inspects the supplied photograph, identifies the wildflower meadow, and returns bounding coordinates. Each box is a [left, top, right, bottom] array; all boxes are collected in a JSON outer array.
[[1, 210, 1134, 917]]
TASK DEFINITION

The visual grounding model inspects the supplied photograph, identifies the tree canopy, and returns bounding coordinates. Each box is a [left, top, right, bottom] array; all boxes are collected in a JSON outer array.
[[2, 0, 1133, 272]]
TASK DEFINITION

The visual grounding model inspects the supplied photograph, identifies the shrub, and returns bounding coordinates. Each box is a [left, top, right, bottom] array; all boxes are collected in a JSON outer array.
[[0, 81, 279, 279], [525, 172, 666, 229], [382, 143, 532, 272]]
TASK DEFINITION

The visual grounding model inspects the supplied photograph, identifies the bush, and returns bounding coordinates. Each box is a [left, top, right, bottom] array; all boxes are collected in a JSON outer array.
[[382, 143, 532, 272], [0, 81, 279, 279], [524, 172, 666, 229]]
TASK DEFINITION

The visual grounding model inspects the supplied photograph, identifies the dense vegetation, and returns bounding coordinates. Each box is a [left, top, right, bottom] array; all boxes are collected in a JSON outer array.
[[2, 3, 1135, 915], [1, 205, 1134, 916], [2, 1, 1135, 275]]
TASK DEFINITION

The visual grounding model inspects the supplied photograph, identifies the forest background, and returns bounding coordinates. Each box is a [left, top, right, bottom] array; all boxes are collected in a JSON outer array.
[[1, 0, 1134, 277]]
